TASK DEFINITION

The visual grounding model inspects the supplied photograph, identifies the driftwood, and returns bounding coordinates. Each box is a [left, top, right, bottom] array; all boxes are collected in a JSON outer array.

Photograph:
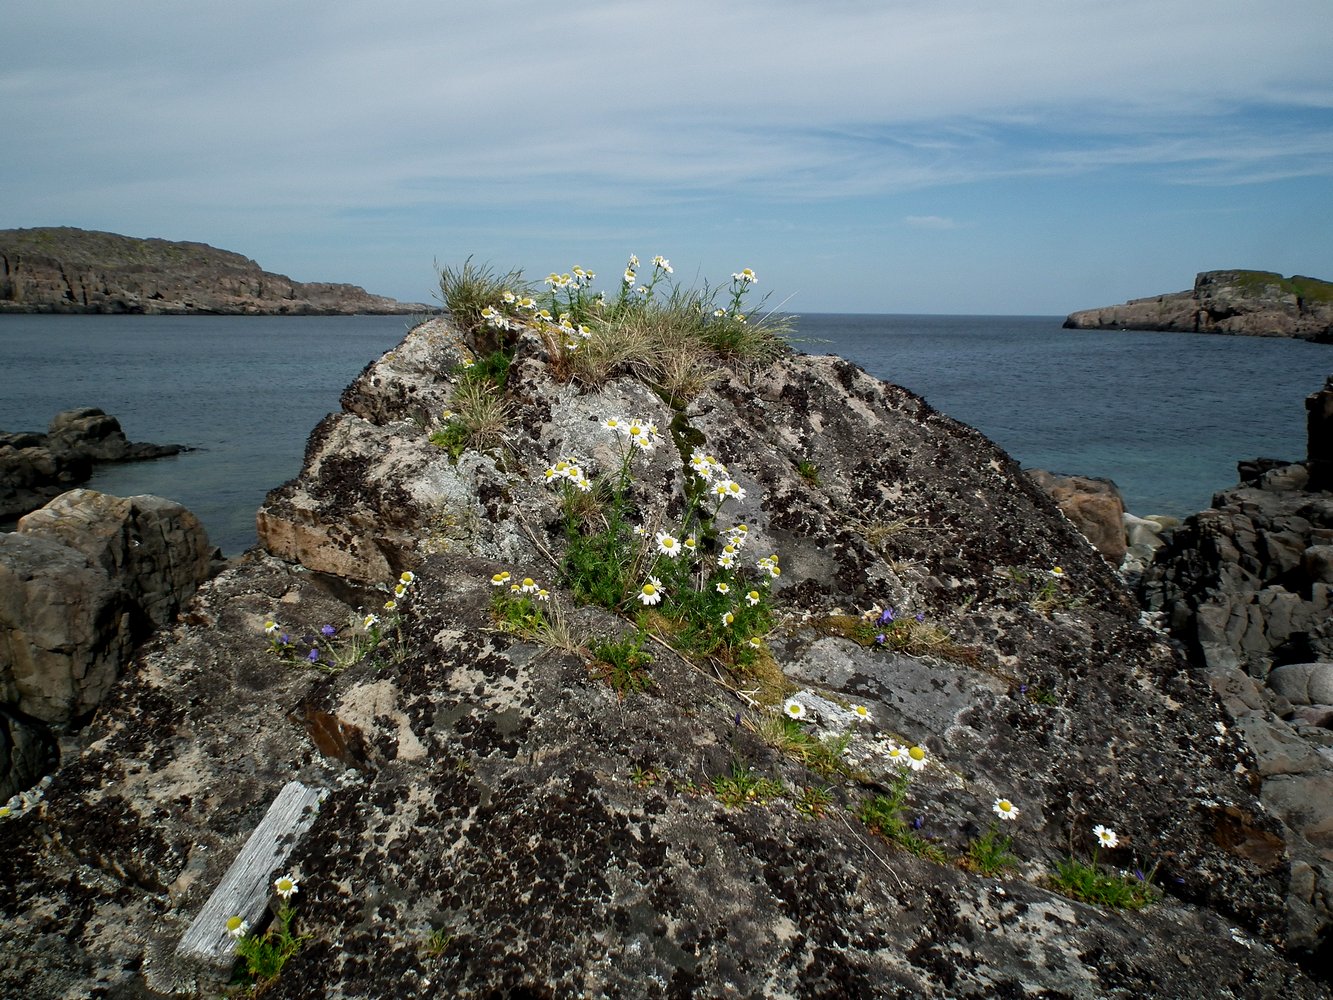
[[175, 780, 326, 968]]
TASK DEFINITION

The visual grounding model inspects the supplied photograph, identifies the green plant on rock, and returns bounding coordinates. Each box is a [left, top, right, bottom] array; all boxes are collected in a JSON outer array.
[[227, 875, 308, 992], [1049, 823, 1159, 910], [712, 760, 785, 809], [794, 784, 836, 819], [430, 379, 511, 460], [855, 757, 948, 864], [590, 631, 655, 695], [542, 415, 779, 672]]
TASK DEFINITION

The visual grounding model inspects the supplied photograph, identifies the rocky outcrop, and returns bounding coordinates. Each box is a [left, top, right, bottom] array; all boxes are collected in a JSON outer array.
[[2, 320, 1330, 997], [1139, 375, 1333, 964], [0, 489, 214, 730], [1, 407, 184, 519], [1064, 270, 1333, 343], [0, 227, 428, 315]]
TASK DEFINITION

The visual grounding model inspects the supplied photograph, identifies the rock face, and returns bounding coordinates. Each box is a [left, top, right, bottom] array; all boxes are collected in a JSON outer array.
[[1139, 374, 1333, 962], [1, 407, 184, 520], [0, 227, 427, 315], [0, 489, 214, 731], [2, 321, 1331, 997], [1064, 270, 1333, 343]]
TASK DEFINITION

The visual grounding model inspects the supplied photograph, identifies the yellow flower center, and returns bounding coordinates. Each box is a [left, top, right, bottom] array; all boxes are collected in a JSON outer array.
[[908, 746, 926, 761]]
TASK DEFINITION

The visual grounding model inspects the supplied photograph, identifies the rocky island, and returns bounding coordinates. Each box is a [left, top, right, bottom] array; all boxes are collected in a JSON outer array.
[[0, 227, 428, 315], [2, 261, 1332, 997], [1064, 269, 1333, 343]]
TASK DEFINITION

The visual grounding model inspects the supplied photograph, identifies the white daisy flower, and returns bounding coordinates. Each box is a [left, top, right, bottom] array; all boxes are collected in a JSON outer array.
[[732, 267, 757, 285], [520, 577, 540, 594], [655, 531, 682, 559], [993, 798, 1020, 821], [362, 614, 379, 629], [851, 704, 871, 723], [490, 571, 511, 587], [905, 745, 928, 771], [273, 873, 299, 900], [226, 915, 249, 939], [638, 577, 664, 606], [1093, 824, 1118, 848], [715, 582, 731, 595], [745, 590, 761, 607], [783, 698, 807, 721]]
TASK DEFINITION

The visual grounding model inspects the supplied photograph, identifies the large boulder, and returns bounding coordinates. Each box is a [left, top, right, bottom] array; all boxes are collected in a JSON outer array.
[[2, 320, 1330, 997], [1026, 469, 1128, 563], [0, 408, 183, 520], [0, 489, 213, 726]]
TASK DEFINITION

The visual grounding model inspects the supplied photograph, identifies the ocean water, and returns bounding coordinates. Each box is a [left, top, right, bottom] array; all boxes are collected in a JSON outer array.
[[2, 313, 1329, 555]]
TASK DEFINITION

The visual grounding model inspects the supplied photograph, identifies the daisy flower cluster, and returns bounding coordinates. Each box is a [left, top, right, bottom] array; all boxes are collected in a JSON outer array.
[[542, 456, 594, 492], [881, 738, 930, 772], [490, 569, 552, 603]]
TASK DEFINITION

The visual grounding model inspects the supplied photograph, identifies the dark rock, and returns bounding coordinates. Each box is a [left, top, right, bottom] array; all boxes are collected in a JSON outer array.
[[1064, 270, 1333, 343], [0, 408, 183, 519], [0, 226, 429, 315], [1308, 375, 1333, 490], [0, 705, 57, 802]]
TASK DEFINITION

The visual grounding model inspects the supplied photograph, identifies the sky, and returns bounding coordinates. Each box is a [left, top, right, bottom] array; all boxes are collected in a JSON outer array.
[[2, 0, 1331, 314]]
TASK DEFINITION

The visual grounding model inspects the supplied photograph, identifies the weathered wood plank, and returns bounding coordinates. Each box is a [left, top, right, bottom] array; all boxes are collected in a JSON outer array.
[[175, 780, 326, 968]]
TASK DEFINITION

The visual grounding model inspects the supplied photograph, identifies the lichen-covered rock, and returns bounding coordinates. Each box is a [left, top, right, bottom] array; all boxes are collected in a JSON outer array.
[[2, 319, 1329, 998]]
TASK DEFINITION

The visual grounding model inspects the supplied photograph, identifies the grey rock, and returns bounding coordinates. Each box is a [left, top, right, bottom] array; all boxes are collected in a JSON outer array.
[[0, 489, 212, 725], [1269, 663, 1333, 706]]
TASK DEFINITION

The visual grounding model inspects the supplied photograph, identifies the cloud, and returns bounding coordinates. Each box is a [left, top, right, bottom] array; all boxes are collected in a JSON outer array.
[[905, 216, 959, 230]]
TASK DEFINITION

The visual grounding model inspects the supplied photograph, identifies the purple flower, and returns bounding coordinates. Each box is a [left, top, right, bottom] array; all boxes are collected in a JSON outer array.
[[879, 607, 895, 625], [307, 648, 320, 663], [279, 634, 290, 645], [912, 815, 924, 830], [320, 624, 337, 637], [875, 634, 886, 645], [914, 611, 925, 623]]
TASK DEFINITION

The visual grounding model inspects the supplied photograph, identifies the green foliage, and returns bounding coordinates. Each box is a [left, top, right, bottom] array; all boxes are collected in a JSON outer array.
[[794, 784, 836, 819], [965, 825, 1020, 876], [457, 348, 513, 390], [420, 925, 454, 958], [432, 379, 511, 460], [855, 774, 949, 863], [1049, 857, 1159, 910], [758, 715, 854, 778], [712, 761, 784, 809], [233, 904, 307, 987], [590, 631, 654, 695], [796, 458, 821, 485], [438, 256, 529, 339]]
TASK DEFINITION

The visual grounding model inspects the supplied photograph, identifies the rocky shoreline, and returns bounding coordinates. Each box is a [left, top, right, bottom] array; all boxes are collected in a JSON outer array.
[[0, 227, 429, 315], [1064, 270, 1333, 343], [1, 407, 187, 520], [2, 319, 1331, 997]]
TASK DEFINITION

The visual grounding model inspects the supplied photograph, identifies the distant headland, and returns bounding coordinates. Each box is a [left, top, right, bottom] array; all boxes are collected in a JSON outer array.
[[1064, 269, 1333, 343], [0, 226, 430, 315]]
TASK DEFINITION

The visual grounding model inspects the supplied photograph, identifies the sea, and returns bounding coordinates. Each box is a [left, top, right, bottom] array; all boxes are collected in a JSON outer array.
[[2, 313, 1329, 556]]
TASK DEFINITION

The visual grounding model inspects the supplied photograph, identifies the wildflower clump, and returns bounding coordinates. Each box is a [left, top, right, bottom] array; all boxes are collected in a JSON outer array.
[[964, 796, 1022, 876], [229, 873, 309, 988], [545, 414, 777, 669], [1049, 822, 1159, 909], [260, 571, 418, 672]]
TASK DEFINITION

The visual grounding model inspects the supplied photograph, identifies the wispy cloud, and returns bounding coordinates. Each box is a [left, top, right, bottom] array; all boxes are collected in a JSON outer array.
[[905, 216, 959, 230]]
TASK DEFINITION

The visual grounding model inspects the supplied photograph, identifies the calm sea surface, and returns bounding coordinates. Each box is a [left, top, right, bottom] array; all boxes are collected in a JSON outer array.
[[2, 313, 1329, 555]]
